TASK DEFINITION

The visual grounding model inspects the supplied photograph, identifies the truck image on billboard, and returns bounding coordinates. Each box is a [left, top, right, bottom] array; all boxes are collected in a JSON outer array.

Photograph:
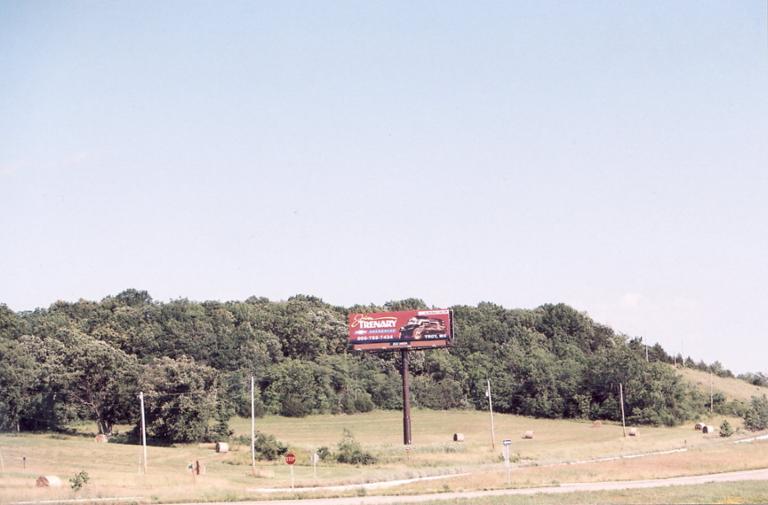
[[348, 309, 454, 351]]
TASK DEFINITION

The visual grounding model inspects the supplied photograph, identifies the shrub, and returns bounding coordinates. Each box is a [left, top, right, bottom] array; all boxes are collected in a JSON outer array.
[[317, 446, 332, 461], [341, 389, 375, 414], [69, 471, 89, 491], [744, 396, 768, 431], [204, 412, 233, 442], [281, 395, 311, 417], [253, 431, 288, 461], [719, 419, 734, 437], [336, 429, 376, 465]]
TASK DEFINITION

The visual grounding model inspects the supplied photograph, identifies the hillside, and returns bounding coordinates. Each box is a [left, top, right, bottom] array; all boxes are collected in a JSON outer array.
[[0, 290, 738, 440], [677, 366, 768, 402]]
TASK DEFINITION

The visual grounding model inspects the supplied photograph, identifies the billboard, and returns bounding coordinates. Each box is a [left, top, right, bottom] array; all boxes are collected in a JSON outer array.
[[348, 309, 454, 351]]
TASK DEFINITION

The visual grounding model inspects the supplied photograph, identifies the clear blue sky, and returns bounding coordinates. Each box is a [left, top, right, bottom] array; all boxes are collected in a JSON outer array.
[[1, 1, 766, 373]]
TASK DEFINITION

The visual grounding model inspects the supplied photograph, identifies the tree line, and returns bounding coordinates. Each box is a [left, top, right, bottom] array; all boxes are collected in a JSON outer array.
[[0, 290, 758, 442]]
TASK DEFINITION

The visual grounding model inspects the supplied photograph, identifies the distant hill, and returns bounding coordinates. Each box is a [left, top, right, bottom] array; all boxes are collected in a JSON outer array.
[[676, 366, 768, 402]]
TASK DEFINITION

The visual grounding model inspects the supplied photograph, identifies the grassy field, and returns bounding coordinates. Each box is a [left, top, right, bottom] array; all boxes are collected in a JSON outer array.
[[416, 481, 768, 505], [0, 409, 765, 504], [676, 367, 768, 402]]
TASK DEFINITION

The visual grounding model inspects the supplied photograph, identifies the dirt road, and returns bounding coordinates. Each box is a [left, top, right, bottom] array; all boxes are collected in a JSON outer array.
[[176, 467, 768, 505]]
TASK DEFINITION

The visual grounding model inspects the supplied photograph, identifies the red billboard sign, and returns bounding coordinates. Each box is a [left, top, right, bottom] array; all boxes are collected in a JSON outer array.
[[348, 309, 454, 351]]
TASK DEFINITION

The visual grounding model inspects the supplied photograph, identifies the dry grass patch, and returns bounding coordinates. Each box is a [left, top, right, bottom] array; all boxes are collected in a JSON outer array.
[[389, 440, 768, 495], [677, 367, 768, 402], [407, 480, 768, 505], [0, 410, 763, 503]]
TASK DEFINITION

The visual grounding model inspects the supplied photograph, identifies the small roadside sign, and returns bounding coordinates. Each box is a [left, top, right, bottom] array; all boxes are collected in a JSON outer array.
[[502, 439, 512, 446], [311, 452, 319, 479], [501, 441, 512, 484], [284, 453, 296, 465]]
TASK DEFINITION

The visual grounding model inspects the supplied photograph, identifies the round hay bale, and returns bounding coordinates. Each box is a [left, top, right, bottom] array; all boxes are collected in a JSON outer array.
[[695, 422, 704, 431], [36, 476, 63, 488], [215, 442, 229, 453], [453, 433, 464, 442], [95, 434, 108, 443], [628, 427, 638, 437], [702, 425, 716, 434], [522, 431, 534, 439]]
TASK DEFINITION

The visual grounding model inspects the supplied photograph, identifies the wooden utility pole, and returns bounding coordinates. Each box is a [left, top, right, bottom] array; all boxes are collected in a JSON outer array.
[[619, 383, 627, 437], [486, 379, 496, 449], [401, 349, 412, 445], [139, 391, 148, 474], [251, 376, 257, 475]]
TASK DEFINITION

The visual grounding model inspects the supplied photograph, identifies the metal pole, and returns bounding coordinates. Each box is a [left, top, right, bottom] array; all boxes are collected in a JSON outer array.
[[401, 349, 412, 445], [251, 376, 256, 475], [139, 391, 148, 473], [487, 379, 496, 450], [619, 383, 627, 437], [502, 444, 511, 484]]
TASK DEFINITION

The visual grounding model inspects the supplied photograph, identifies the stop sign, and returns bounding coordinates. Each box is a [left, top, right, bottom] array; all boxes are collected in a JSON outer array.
[[284, 453, 296, 465]]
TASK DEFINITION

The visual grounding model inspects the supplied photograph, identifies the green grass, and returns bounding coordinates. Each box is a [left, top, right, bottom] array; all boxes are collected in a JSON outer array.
[[1, 409, 766, 504]]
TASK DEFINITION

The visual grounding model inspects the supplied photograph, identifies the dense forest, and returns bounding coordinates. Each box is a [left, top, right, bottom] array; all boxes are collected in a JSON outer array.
[[0, 290, 757, 442]]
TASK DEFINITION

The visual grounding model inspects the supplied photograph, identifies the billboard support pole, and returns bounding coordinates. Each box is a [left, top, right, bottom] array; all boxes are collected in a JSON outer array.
[[401, 349, 412, 445]]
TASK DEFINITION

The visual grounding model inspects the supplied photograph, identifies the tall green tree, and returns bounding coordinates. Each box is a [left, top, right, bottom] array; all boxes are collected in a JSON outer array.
[[56, 328, 140, 434], [140, 356, 220, 443]]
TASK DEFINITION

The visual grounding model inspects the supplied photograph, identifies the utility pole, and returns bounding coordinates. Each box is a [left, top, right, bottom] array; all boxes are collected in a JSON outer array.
[[710, 371, 714, 415], [645, 344, 649, 363], [251, 376, 256, 475], [619, 383, 627, 437], [486, 379, 496, 450], [139, 391, 148, 474]]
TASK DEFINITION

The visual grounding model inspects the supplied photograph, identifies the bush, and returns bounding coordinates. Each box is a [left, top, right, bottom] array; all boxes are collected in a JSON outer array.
[[253, 431, 288, 461], [69, 471, 89, 491], [281, 395, 311, 417], [719, 419, 734, 437], [317, 446, 332, 461], [341, 389, 375, 414], [743, 395, 768, 431], [204, 412, 233, 442], [336, 429, 376, 465]]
